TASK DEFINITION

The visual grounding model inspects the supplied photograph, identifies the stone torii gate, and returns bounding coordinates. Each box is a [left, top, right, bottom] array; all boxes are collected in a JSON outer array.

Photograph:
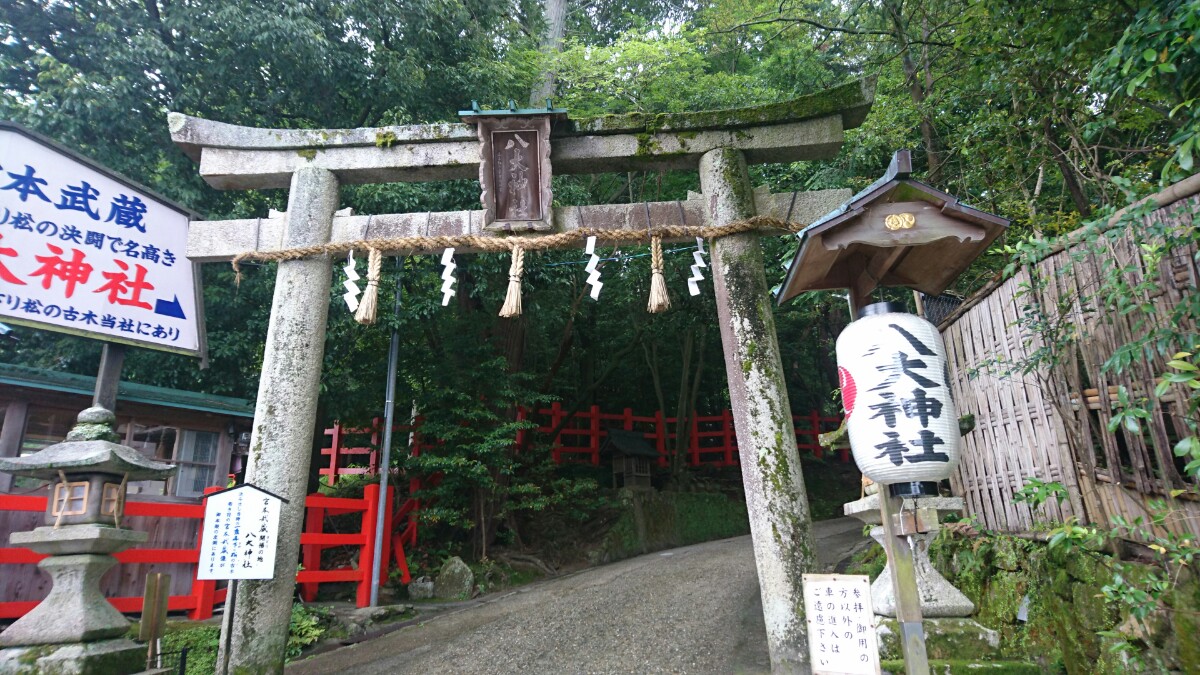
[[170, 78, 875, 674]]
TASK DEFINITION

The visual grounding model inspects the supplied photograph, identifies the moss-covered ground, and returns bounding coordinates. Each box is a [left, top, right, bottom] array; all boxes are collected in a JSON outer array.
[[847, 530, 1200, 674]]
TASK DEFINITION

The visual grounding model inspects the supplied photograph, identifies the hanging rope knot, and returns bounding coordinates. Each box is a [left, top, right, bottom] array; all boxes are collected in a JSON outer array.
[[647, 235, 671, 313], [354, 247, 383, 325], [499, 245, 525, 318]]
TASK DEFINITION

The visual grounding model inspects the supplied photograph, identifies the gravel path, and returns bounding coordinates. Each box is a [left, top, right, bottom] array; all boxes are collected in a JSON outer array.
[[287, 518, 865, 675]]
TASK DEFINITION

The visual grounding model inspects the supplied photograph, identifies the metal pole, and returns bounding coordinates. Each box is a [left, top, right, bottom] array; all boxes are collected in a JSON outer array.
[[370, 257, 404, 607], [219, 579, 238, 675]]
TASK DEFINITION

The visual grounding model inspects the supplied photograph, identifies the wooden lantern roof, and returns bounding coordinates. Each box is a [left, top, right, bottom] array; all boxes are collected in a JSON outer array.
[[777, 150, 1009, 303]]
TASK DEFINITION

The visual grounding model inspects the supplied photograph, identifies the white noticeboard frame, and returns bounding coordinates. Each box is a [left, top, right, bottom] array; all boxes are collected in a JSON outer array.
[[0, 122, 205, 357], [803, 573, 881, 675], [197, 483, 287, 581]]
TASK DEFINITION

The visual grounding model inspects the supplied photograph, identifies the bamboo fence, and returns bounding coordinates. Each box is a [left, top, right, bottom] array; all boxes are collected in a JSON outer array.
[[938, 176, 1200, 539]]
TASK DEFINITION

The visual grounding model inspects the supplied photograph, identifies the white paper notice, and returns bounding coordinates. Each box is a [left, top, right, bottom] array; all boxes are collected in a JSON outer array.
[[803, 573, 881, 675]]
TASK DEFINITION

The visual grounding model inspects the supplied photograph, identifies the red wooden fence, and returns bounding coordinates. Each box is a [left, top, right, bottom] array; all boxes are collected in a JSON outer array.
[[321, 407, 846, 481], [0, 485, 396, 621], [516, 404, 847, 467], [317, 420, 424, 585]]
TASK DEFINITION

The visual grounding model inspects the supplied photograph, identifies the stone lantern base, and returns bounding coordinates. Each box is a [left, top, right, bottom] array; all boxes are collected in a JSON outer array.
[[0, 525, 148, 674], [0, 639, 146, 675], [843, 494, 975, 618]]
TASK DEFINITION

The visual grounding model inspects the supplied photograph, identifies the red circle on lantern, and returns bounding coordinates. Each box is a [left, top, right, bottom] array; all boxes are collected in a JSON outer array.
[[838, 366, 857, 417]]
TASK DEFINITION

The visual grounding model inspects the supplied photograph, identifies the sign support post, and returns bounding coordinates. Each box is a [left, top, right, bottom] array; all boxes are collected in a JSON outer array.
[[92, 343, 126, 411], [878, 488, 929, 674]]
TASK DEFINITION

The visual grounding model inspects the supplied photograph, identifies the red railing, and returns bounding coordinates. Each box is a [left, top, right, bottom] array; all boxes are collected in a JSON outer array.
[[322, 407, 845, 480], [0, 484, 398, 621], [515, 405, 846, 467], [299, 483, 392, 606], [318, 419, 425, 586]]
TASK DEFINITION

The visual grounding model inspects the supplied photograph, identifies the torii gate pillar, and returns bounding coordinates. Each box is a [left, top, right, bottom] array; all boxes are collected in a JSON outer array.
[[218, 167, 339, 674], [703, 148, 817, 672]]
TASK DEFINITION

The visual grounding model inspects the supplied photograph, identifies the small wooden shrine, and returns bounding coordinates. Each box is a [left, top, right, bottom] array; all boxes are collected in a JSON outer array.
[[601, 428, 659, 489]]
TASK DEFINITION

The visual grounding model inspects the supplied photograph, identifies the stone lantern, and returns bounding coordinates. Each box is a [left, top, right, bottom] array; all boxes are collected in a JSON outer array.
[[0, 406, 175, 674]]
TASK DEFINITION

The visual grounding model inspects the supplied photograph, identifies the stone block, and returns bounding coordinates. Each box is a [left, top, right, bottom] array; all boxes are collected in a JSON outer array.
[[10, 525, 146, 556], [869, 528, 974, 618], [876, 618, 1000, 662], [434, 557, 474, 600], [407, 577, 434, 600], [0, 638, 144, 674], [843, 494, 965, 526], [880, 659, 1041, 675]]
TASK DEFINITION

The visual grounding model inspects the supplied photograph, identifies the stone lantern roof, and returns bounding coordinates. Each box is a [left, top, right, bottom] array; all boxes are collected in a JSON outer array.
[[0, 407, 175, 481]]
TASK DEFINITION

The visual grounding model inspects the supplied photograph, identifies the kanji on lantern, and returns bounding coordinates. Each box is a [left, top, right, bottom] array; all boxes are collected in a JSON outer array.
[[836, 305, 961, 485]]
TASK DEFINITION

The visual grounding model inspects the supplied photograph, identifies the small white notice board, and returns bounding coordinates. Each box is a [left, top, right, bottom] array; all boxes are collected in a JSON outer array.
[[803, 573, 881, 675], [197, 483, 286, 580]]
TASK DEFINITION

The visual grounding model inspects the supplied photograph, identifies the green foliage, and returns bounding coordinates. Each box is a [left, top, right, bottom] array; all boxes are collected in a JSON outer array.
[[152, 603, 332, 671], [1013, 477, 1069, 509], [159, 623, 220, 675], [1009, 479, 1199, 671], [287, 603, 333, 660], [1091, 0, 1200, 180]]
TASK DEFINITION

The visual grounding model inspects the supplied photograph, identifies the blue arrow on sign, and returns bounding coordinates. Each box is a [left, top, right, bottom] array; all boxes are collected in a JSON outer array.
[[154, 295, 186, 319]]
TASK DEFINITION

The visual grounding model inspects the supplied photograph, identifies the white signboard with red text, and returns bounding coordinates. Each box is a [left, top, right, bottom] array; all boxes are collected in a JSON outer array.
[[0, 123, 201, 354]]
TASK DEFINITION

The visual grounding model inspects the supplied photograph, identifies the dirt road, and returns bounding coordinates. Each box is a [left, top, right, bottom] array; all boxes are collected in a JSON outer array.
[[287, 518, 865, 675]]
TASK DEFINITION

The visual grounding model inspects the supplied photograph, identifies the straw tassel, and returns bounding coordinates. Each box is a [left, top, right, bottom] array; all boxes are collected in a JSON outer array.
[[647, 235, 671, 313], [499, 245, 525, 318], [354, 247, 382, 325]]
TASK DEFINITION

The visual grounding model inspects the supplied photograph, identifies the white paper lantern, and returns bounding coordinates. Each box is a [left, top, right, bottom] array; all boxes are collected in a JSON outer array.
[[835, 302, 960, 487]]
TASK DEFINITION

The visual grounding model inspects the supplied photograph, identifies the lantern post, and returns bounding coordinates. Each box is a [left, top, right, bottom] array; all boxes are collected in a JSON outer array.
[[778, 150, 1010, 675]]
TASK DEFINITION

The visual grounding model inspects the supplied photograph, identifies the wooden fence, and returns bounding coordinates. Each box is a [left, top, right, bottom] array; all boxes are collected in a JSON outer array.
[[938, 177, 1200, 538], [0, 486, 397, 621]]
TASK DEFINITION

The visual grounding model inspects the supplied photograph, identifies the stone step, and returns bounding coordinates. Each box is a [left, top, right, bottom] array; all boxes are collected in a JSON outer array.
[[882, 660, 1042, 674]]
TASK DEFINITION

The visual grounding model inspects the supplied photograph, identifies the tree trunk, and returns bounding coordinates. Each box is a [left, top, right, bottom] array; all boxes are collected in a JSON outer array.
[[530, 0, 568, 106], [1043, 116, 1092, 217], [672, 330, 694, 479], [884, 0, 942, 181]]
